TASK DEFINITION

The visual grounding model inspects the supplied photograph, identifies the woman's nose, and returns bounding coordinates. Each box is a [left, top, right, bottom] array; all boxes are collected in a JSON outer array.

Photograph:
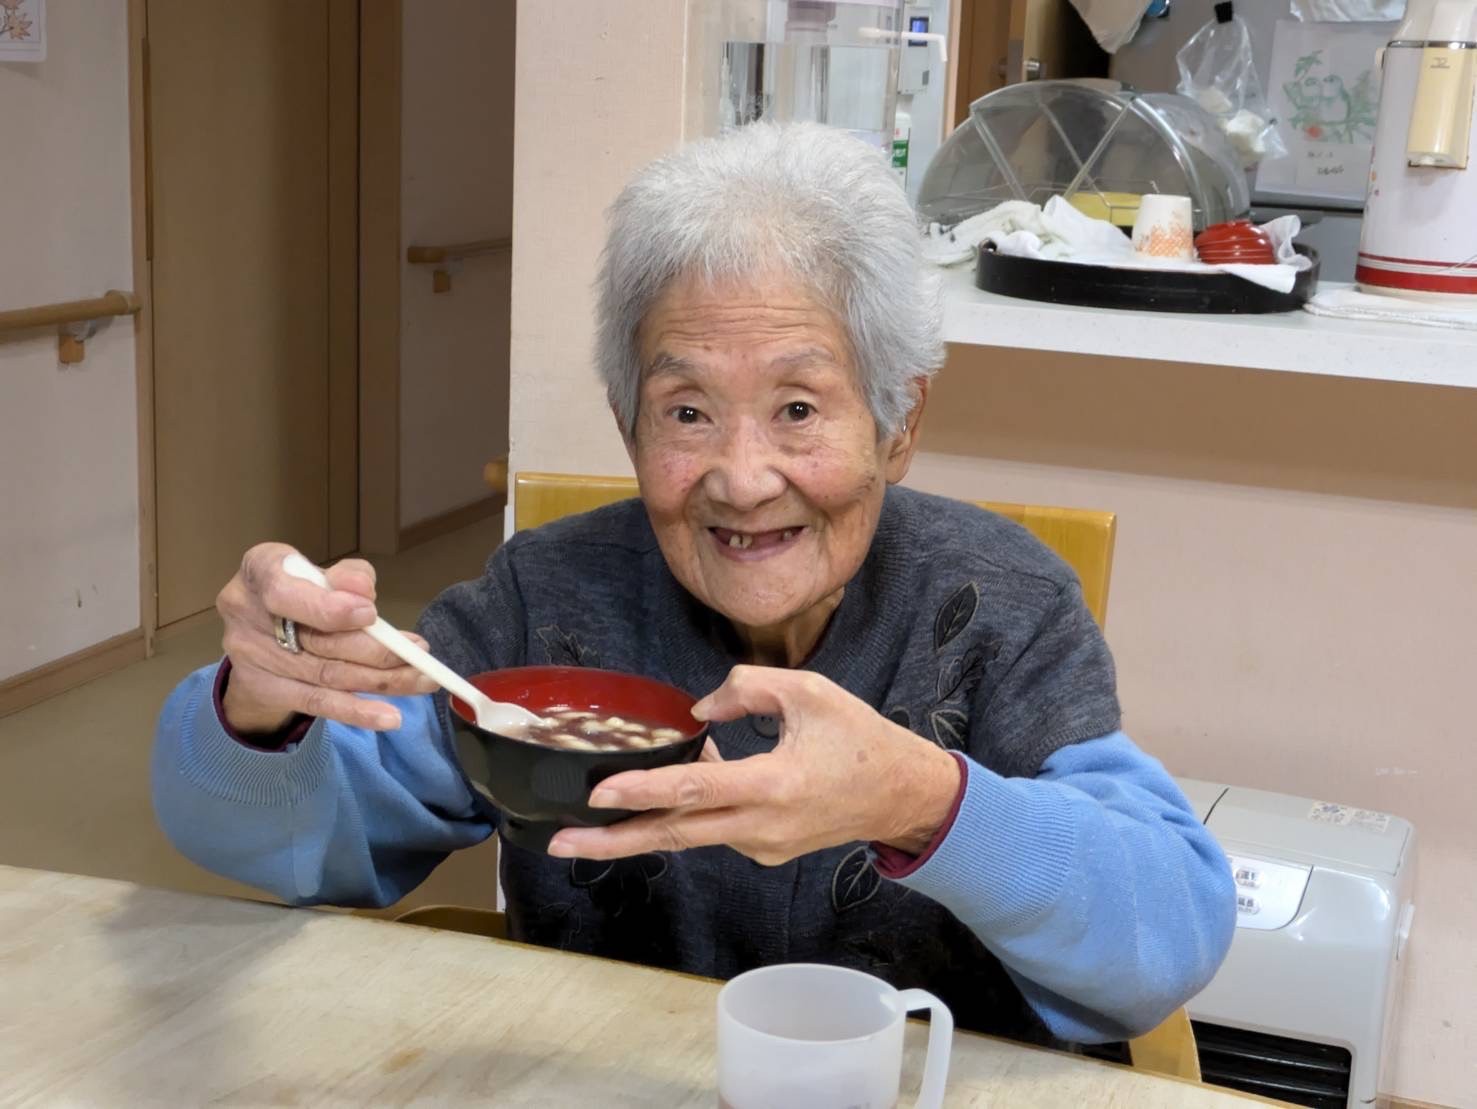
[[703, 421, 786, 511]]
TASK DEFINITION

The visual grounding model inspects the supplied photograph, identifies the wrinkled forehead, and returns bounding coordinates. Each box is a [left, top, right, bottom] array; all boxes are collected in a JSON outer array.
[[635, 270, 855, 374], [645, 346, 845, 386]]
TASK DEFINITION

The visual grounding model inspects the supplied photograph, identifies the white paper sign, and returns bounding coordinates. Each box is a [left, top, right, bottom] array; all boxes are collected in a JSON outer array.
[[1291, 0, 1406, 21], [0, 0, 45, 63], [1256, 19, 1394, 204]]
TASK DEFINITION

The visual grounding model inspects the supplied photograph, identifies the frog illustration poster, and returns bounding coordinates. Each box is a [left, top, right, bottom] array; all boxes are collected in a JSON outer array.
[[0, 0, 44, 63], [1257, 20, 1395, 204]]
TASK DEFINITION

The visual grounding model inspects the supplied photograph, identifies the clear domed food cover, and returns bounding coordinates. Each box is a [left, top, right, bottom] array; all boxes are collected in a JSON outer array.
[[917, 79, 1250, 232]]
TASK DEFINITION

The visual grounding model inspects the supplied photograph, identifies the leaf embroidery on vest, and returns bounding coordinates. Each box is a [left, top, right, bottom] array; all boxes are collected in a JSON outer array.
[[832, 845, 882, 913], [569, 859, 615, 888], [933, 582, 979, 652], [885, 706, 912, 730], [841, 933, 897, 974], [532, 900, 583, 944], [930, 708, 969, 749], [536, 625, 598, 668], [936, 642, 993, 703], [570, 853, 668, 907]]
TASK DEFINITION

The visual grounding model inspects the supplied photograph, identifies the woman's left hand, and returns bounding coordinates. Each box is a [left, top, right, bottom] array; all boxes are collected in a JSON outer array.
[[547, 666, 961, 865]]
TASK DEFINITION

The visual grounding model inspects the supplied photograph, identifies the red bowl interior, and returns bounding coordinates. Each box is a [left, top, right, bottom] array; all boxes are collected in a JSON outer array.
[[450, 666, 704, 738]]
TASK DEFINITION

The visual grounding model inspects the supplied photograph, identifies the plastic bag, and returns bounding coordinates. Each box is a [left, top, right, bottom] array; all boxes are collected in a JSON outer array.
[[1176, 3, 1288, 168]]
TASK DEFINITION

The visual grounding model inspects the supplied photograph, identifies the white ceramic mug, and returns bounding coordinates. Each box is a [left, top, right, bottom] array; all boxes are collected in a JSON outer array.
[[716, 963, 953, 1109], [1131, 194, 1195, 260]]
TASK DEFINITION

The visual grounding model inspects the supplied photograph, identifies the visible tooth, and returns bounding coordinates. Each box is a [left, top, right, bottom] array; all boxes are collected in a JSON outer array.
[[782, 528, 797, 542], [727, 533, 745, 549]]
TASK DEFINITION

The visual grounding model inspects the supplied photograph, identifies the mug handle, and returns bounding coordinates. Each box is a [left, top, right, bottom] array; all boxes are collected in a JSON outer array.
[[897, 988, 953, 1109]]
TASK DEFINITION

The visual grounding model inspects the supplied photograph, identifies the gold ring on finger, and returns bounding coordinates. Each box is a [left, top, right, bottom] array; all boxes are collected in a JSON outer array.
[[272, 615, 302, 654]]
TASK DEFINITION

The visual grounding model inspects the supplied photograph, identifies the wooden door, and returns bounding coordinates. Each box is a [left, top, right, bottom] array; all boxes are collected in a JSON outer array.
[[147, 0, 358, 626], [953, 0, 1106, 126]]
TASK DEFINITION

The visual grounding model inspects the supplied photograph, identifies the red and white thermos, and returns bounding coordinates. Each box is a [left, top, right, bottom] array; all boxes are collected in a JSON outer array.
[[1357, 0, 1477, 298]]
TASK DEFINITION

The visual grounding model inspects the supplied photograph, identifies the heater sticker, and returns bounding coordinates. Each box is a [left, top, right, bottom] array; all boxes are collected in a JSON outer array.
[[1308, 801, 1392, 833]]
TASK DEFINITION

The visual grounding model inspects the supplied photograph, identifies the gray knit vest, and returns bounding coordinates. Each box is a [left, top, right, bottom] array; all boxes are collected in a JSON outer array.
[[419, 485, 1120, 1045]]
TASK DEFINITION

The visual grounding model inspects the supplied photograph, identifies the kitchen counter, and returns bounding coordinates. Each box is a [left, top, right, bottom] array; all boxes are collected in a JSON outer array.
[[940, 266, 1477, 389]]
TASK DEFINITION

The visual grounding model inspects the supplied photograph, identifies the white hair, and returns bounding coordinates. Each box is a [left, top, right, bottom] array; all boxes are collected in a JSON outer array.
[[595, 122, 944, 439]]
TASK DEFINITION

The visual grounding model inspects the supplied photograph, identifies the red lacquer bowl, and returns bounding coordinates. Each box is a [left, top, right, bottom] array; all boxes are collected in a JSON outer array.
[[1195, 219, 1276, 266], [1193, 221, 1276, 267], [449, 666, 707, 854]]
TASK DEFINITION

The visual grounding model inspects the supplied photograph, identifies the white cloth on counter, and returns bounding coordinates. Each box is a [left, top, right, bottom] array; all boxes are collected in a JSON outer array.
[[1304, 286, 1477, 331], [1068, 0, 1154, 54], [923, 197, 1127, 266], [925, 196, 1311, 293]]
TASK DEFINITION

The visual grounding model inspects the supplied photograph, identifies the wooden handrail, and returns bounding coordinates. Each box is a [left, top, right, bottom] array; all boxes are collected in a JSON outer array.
[[406, 237, 511, 265], [482, 456, 508, 498], [0, 290, 141, 335]]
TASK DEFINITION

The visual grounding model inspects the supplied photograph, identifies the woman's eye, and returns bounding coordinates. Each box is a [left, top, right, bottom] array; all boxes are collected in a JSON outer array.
[[783, 401, 813, 422], [672, 406, 701, 425]]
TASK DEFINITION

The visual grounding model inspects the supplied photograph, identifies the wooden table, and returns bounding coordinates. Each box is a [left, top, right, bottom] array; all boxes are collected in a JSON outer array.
[[0, 865, 1276, 1107]]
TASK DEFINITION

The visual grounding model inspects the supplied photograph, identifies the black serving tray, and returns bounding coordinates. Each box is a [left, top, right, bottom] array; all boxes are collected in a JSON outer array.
[[976, 241, 1320, 314]]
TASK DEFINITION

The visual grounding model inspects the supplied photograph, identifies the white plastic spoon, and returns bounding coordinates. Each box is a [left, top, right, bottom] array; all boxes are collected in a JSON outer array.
[[281, 553, 544, 736]]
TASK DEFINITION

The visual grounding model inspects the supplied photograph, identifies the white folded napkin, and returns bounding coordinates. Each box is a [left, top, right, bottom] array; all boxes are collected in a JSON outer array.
[[927, 197, 1311, 294], [1304, 286, 1477, 331], [923, 202, 1054, 266]]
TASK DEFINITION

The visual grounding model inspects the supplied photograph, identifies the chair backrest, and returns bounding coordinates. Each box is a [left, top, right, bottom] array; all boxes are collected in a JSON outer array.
[[512, 472, 1194, 1073], [513, 472, 1116, 625], [1127, 1008, 1202, 1081]]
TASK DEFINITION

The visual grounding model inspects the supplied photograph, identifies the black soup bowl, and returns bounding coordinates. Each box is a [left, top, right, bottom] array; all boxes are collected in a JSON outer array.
[[449, 666, 708, 854]]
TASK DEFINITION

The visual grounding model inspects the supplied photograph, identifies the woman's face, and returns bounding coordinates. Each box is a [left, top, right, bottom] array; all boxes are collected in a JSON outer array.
[[629, 271, 922, 638]]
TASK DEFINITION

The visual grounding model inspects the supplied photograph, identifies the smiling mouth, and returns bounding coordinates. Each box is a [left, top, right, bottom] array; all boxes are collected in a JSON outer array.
[[709, 526, 805, 552]]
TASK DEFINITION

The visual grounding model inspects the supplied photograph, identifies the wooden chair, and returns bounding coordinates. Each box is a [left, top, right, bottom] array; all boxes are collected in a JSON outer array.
[[1126, 1008, 1202, 1081], [406, 471, 1197, 1081], [397, 904, 508, 939], [512, 471, 1116, 626]]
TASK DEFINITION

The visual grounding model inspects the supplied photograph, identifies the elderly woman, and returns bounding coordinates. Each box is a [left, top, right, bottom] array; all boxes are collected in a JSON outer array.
[[154, 123, 1233, 1048]]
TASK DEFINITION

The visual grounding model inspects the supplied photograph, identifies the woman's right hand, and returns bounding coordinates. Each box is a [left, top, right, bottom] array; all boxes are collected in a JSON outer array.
[[216, 542, 439, 735]]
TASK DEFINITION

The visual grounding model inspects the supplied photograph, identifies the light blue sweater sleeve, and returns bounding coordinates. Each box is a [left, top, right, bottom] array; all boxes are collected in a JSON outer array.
[[888, 731, 1236, 1043], [152, 662, 494, 908]]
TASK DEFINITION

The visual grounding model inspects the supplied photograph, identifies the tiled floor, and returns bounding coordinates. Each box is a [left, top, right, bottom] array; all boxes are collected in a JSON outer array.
[[0, 517, 504, 918]]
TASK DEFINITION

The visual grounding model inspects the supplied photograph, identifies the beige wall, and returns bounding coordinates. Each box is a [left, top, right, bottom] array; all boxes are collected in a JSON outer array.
[[913, 347, 1476, 1106], [399, 0, 515, 528], [0, 4, 139, 682], [508, 3, 1474, 1103], [509, 0, 687, 479]]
